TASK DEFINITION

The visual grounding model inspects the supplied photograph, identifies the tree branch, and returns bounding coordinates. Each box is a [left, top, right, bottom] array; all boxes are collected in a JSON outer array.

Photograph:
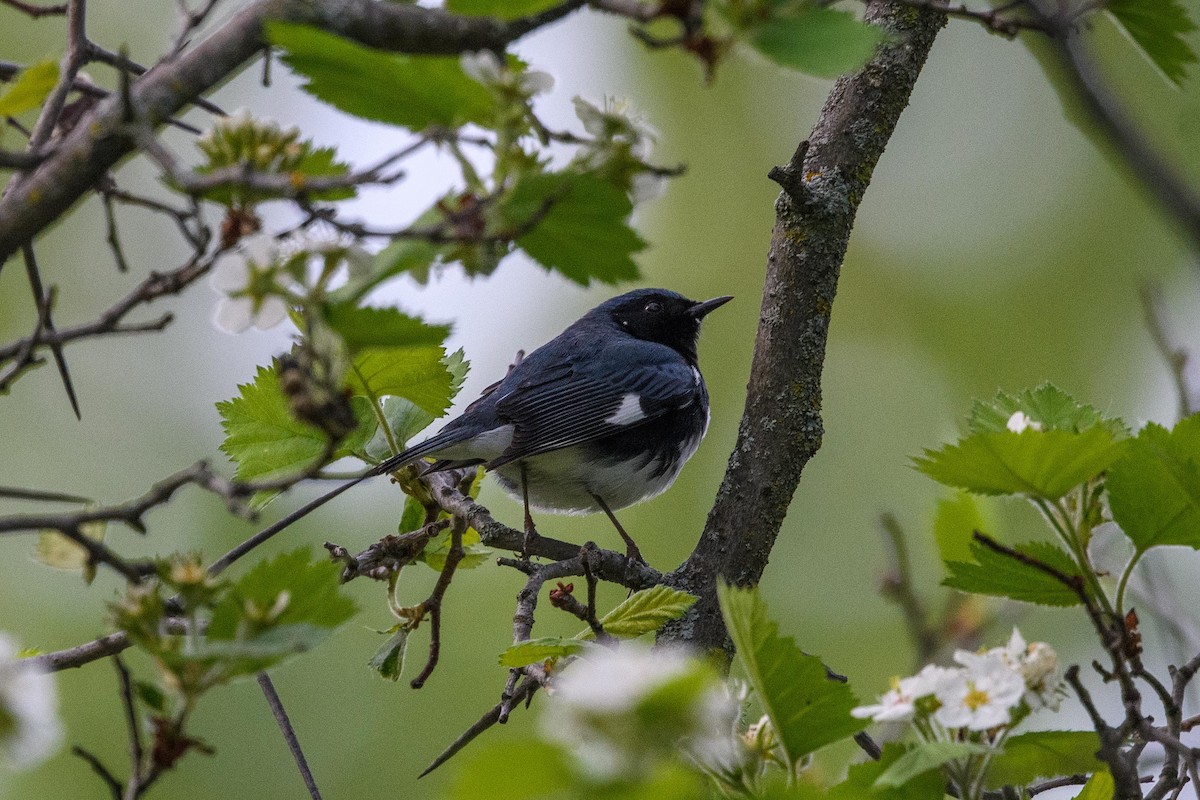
[[659, 0, 947, 654], [0, 0, 587, 264]]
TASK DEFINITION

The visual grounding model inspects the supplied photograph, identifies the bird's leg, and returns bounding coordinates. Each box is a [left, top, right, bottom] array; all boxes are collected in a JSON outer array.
[[520, 463, 539, 559], [590, 493, 645, 564]]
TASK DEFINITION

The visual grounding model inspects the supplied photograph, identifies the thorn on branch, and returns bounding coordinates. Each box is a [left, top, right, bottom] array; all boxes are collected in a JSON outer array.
[[767, 139, 809, 203]]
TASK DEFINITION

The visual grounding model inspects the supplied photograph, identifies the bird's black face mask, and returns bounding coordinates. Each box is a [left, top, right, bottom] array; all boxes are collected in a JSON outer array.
[[608, 292, 731, 363]]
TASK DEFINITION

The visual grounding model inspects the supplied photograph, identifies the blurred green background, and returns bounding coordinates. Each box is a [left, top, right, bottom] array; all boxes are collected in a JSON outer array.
[[2, 2, 1199, 798]]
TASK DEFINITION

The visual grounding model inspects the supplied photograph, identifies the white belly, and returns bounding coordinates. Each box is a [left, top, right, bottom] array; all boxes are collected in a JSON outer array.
[[491, 437, 700, 514]]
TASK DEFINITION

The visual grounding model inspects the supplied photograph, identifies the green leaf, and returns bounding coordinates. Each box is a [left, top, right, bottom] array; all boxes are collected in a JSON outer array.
[[968, 384, 1127, 437], [133, 680, 167, 714], [1107, 415, 1200, 555], [829, 742, 946, 800], [913, 427, 1122, 500], [578, 585, 698, 640], [447, 739, 574, 800], [347, 345, 454, 417], [933, 491, 989, 566], [364, 349, 470, 461], [1073, 770, 1114, 800], [323, 303, 450, 354], [421, 526, 492, 571], [498, 636, 591, 667], [501, 171, 644, 285], [750, 5, 886, 79], [344, 239, 442, 301], [217, 363, 376, 482], [36, 519, 107, 585], [874, 741, 989, 789], [1107, 0, 1197, 86], [368, 625, 410, 681], [446, 0, 562, 19], [944, 540, 1083, 606], [209, 548, 357, 639], [985, 730, 1104, 790], [0, 59, 59, 116], [266, 21, 492, 130], [717, 582, 867, 775]]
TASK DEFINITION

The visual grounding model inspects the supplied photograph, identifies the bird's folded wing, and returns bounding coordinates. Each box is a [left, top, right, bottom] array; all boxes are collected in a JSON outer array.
[[490, 354, 699, 466]]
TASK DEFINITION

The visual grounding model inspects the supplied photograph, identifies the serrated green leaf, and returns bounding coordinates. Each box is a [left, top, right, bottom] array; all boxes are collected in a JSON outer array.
[[0, 59, 59, 116], [209, 548, 357, 639], [968, 384, 1128, 437], [1072, 769, 1114, 800], [1108, 415, 1200, 555], [985, 730, 1104, 790], [913, 427, 1122, 500], [577, 585, 698, 640], [874, 741, 989, 789], [364, 349, 470, 461], [718, 582, 867, 775], [933, 491, 989, 566], [217, 363, 376, 482], [347, 345, 454, 417], [446, 0, 561, 19], [829, 742, 946, 800], [750, 5, 886, 79], [324, 303, 450, 354], [501, 171, 644, 285], [944, 540, 1083, 606], [1107, 0, 1197, 86], [369, 625, 410, 681], [498, 636, 591, 667], [266, 21, 492, 130]]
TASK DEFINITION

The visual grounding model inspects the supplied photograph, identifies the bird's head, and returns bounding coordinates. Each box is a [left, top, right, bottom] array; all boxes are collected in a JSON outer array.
[[597, 289, 732, 363]]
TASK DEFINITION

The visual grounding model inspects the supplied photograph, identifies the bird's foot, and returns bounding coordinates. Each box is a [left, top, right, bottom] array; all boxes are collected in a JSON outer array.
[[521, 524, 541, 561]]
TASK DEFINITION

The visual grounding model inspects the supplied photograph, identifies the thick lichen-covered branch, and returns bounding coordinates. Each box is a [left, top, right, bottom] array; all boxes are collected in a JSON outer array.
[[660, 0, 947, 655]]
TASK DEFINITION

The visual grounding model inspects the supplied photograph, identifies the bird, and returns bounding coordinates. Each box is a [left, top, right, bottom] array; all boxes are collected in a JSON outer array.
[[367, 288, 731, 561], [257, 288, 731, 564]]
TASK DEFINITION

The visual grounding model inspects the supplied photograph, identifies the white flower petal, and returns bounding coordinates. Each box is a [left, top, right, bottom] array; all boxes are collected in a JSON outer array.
[[211, 253, 250, 292], [519, 70, 555, 95], [241, 232, 277, 267], [1, 634, 62, 770], [253, 296, 289, 330], [214, 296, 254, 334], [461, 51, 503, 84]]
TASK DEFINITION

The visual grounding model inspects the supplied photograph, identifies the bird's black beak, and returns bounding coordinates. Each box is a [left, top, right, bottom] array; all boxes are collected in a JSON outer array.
[[688, 296, 733, 319]]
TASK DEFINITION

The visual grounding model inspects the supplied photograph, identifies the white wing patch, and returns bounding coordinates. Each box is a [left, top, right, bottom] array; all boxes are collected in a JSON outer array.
[[604, 393, 645, 426], [692, 366, 701, 385]]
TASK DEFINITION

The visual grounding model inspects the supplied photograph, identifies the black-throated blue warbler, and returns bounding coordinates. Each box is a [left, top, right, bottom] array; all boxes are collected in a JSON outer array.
[[280, 289, 731, 562]]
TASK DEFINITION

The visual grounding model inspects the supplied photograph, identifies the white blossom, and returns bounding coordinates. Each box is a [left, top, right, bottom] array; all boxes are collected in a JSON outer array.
[[210, 233, 290, 334], [1006, 411, 1043, 433], [935, 651, 1025, 731], [852, 664, 956, 723], [461, 51, 553, 96], [0, 635, 62, 769], [542, 645, 741, 780]]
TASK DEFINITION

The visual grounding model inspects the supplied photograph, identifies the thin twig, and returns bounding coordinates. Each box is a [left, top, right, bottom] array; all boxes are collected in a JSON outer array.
[[22, 243, 80, 418], [256, 672, 322, 800], [113, 656, 144, 800], [878, 513, 938, 666], [418, 676, 538, 778], [0, 0, 68, 17], [72, 745, 124, 800]]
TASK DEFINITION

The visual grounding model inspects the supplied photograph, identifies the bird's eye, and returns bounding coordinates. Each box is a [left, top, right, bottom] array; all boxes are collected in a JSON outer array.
[[645, 301, 662, 314]]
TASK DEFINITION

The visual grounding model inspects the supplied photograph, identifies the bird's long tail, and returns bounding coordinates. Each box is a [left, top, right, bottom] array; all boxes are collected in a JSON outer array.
[[216, 427, 473, 572]]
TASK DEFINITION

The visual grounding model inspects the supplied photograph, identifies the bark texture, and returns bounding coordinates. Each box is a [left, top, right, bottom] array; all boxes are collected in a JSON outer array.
[[661, 0, 947, 655]]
